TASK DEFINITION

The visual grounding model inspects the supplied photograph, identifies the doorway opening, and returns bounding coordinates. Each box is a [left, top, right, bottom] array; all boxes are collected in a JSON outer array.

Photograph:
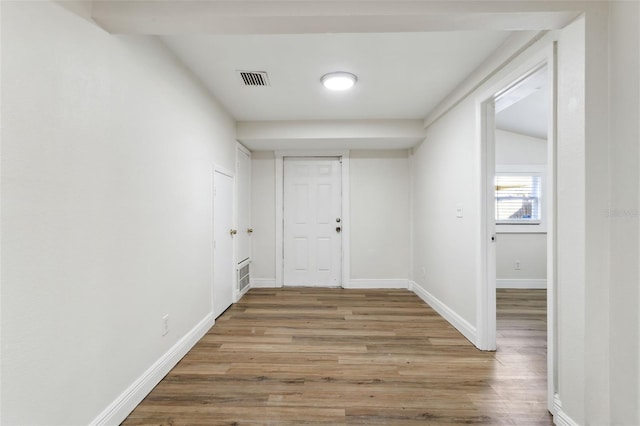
[[274, 150, 351, 288], [479, 48, 556, 415]]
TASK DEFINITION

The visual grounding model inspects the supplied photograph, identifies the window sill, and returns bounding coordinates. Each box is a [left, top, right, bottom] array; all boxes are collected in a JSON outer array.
[[496, 224, 547, 234]]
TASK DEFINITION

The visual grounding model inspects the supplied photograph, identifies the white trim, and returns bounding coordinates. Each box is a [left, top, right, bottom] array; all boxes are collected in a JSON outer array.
[[477, 99, 497, 351], [346, 279, 410, 289], [476, 40, 558, 413], [250, 278, 278, 288], [340, 153, 351, 287], [408, 150, 415, 282], [90, 313, 214, 426], [274, 150, 350, 288], [546, 42, 558, 414], [553, 394, 579, 426], [236, 140, 251, 156], [276, 149, 350, 158], [213, 164, 234, 178], [409, 281, 477, 346], [236, 284, 250, 301], [496, 279, 547, 289]]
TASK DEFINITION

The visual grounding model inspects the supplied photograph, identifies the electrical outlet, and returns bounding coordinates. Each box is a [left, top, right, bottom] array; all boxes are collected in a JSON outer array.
[[162, 314, 169, 336], [515, 261, 521, 270]]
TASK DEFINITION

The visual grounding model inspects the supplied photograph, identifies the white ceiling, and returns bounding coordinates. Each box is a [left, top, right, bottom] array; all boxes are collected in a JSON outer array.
[[89, 1, 577, 149], [496, 67, 549, 139], [162, 31, 513, 122], [496, 87, 548, 139]]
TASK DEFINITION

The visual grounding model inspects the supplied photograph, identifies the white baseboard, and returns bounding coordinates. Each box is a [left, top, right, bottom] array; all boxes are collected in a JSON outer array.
[[234, 284, 250, 302], [250, 278, 278, 288], [409, 281, 477, 345], [553, 394, 579, 426], [496, 278, 547, 289], [346, 279, 410, 289], [90, 313, 215, 426]]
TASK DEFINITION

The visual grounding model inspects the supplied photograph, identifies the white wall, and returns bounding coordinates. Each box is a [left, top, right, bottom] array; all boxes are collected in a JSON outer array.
[[1, 2, 236, 424], [350, 150, 410, 281], [250, 150, 411, 284], [583, 7, 614, 423], [495, 233, 546, 282], [608, 1, 639, 423], [495, 129, 547, 286], [250, 151, 276, 281], [411, 4, 640, 423], [410, 100, 479, 326], [237, 119, 424, 151], [554, 15, 590, 424], [495, 129, 547, 165]]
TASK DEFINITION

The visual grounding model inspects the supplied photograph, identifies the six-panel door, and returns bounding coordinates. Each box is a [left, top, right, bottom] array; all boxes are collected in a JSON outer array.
[[283, 157, 342, 287]]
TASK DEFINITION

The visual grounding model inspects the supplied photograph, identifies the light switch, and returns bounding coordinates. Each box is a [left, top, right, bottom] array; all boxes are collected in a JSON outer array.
[[456, 204, 463, 218]]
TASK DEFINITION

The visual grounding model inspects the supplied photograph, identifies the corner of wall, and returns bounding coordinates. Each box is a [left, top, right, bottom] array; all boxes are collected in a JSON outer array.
[[408, 281, 477, 346], [553, 394, 580, 426], [90, 314, 214, 426]]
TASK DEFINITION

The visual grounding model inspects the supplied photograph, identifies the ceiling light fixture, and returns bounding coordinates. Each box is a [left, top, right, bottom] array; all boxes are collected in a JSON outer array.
[[321, 72, 357, 91]]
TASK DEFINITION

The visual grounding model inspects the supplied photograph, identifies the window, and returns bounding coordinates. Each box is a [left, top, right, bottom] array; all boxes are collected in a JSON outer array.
[[495, 173, 541, 224]]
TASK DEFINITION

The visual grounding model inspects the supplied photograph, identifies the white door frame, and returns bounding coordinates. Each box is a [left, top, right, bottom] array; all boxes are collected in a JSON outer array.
[[275, 150, 350, 288], [477, 45, 557, 413]]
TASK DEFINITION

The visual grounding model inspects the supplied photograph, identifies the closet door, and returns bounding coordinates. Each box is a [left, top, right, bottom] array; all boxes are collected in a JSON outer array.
[[236, 144, 252, 265]]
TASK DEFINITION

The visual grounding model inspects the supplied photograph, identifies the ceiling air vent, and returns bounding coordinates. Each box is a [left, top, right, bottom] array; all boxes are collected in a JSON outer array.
[[237, 71, 270, 87]]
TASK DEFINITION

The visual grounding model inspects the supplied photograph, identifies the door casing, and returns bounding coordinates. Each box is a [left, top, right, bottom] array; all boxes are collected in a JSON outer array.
[[477, 44, 557, 413], [283, 157, 343, 287], [275, 150, 350, 288]]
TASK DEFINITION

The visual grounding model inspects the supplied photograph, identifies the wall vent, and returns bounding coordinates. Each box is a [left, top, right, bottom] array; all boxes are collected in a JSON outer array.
[[237, 71, 270, 87], [238, 262, 250, 292]]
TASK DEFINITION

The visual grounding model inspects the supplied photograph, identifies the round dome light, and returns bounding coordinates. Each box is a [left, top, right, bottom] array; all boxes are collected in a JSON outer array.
[[321, 72, 357, 91]]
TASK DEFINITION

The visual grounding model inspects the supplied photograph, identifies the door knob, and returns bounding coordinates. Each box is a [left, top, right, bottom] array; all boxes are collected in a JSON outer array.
[[336, 218, 341, 223], [247, 228, 254, 234], [230, 229, 237, 236], [336, 227, 341, 233]]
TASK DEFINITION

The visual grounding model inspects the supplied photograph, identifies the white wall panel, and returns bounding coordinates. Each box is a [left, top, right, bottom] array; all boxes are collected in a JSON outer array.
[[495, 130, 547, 165], [1, 2, 236, 424], [250, 151, 276, 279], [495, 233, 547, 280], [608, 1, 640, 422], [349, 150, 411, 280], [410, 102, 479, 326]]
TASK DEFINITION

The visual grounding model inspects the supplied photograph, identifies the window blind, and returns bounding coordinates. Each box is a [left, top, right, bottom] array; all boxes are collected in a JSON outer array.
[[495, 174, 541, 222]]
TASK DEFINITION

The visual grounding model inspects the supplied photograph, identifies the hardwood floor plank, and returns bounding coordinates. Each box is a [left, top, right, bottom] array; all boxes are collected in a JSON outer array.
[[122, 288, 551, 425]]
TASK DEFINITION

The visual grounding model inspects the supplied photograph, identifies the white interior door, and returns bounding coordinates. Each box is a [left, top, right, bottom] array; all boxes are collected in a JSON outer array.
[[236, 146, 251, 265], [213, 168, 234, 318], [283, 157, 342, 287]]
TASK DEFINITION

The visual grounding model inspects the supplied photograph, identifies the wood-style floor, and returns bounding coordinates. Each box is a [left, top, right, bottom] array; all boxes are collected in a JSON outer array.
[[123, 288, 550, 425]]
